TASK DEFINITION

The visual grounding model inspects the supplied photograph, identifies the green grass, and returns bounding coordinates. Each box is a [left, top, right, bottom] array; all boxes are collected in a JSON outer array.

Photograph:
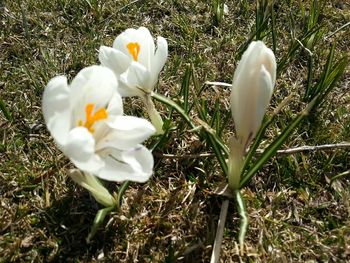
[[1, 0, 350, 262]]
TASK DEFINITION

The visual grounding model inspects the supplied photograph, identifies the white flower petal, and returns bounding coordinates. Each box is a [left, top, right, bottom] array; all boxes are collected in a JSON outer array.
[[64, 127, 104, 174], [149, 36, 168, 88], [69, 169, 115, 207], [97, 146, 154, 182], [119, 62, 151, 96], [99, 46, 131, 76], [70, 65, 118, 110], [115, 80, 137, 97], [102, 27, 167, 98], [106, 93, 123, 116], [230, 41, 276, 146], [42, 76, 71, 145], [152, 36, 168, 75], [46, 112, 72, 147], [113, 28, 139, 56], [233, 65, 272, 145], [260, 47, 276, 87], [254, 65, 274, 128], [137, 27, 155, 69], [42, 76, 69, 122], [232, 43, 255, 85], [96, 116, 155, 150], [231, 66, 260, 145], [113, 27, 155, 69]]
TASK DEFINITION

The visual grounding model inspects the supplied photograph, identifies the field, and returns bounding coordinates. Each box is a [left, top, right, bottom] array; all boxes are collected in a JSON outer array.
[[1, 0, 350, 262]]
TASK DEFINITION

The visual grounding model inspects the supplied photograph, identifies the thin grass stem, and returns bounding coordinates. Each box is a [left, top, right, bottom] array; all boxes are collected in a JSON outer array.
[[210, 199, 229, 263]]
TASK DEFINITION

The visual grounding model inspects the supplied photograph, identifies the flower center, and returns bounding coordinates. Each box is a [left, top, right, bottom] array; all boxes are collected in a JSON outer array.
[[78, 103, 108, 133], [126, 42, 140, 61]]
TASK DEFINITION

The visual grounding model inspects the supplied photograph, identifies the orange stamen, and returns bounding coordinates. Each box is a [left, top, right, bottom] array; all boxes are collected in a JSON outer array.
[[127, 42, 140, 61], [78, 103, 108, 133]]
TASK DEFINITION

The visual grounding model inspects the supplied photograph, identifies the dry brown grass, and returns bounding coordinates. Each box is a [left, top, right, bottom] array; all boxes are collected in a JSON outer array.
[[1, 0, 350, 262]]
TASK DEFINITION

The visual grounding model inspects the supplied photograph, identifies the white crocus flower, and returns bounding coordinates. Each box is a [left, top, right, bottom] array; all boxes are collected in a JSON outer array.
[[42, 65, 156, 182], [69, 169, 116, 207], [228, 41, 276, 190], [99, 27, 168, 134], [99, 27, 168, 97]]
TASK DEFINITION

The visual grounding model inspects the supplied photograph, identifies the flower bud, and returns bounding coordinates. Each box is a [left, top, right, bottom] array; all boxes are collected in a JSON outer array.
[[228, 41, 276, 190], [230, 41, 276, 149]]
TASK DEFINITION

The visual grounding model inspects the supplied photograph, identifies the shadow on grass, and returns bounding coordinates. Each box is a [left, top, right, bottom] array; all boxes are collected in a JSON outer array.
[[38, 182, 227, 262], [41, 190, 116, 262]]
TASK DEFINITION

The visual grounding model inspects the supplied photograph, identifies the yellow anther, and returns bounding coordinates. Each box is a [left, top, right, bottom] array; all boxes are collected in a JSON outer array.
[[127, 42, 140, 61], [78, 103, 108, 133]]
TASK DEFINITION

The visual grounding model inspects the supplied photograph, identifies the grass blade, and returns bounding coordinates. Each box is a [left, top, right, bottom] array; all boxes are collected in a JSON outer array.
[[191, 66, 229, 176], [240, 99, 316, 188], [242, 94, 294, 176], [179, 65, 191, 113], [151, 92, 196, 130], [0, 99, 11, 121]]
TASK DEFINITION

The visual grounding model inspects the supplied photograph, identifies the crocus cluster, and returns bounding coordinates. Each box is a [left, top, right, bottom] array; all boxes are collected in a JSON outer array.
[[43, 27, 168, 207], [228, 41, 276, 190], [43, 25, 276, 210]]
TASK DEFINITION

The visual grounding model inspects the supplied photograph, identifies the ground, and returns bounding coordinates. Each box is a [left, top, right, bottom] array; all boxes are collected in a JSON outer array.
[[0, 0, 350, 262]]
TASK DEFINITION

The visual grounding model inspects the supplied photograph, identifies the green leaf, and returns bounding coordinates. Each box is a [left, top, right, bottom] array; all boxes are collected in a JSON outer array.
[[317, 56, 348, 105], [305, 43, 348, 104], [179, 65, 191, 113], [255, 0, 270, 41], [240, 99, 316, 188], [191, 66, 229, 176], [212, 0, 225, 26], [86, 206, 114, 243], [242, 94, 294, 177], [271, 2, 277, 54], [151, 92, 196, 130]]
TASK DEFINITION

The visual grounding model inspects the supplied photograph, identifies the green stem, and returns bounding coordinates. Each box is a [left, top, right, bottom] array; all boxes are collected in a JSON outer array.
[[227, 137, 244, 190], [86, 206, 115, 243], [117, 180, 130, 210], [86, 180, 131, 243], [151, 92, 196, 130], [143, 95, 164, 135], [235, 189, 248, 255]]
